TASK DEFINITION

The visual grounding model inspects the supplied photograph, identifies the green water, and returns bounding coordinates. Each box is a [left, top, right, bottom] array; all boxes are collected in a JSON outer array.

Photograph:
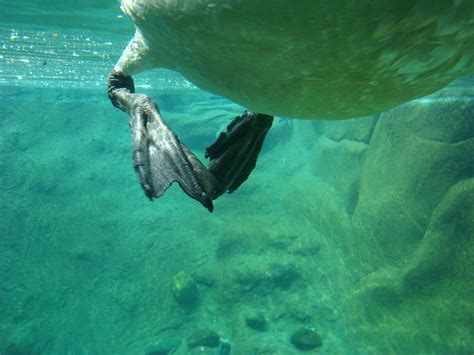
[[1, 1, 473, 354]]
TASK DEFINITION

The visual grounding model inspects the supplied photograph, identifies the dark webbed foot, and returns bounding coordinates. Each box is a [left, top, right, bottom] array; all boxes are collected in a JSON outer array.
[[108, 70, 221, 212], [205, 111, 273, 193]]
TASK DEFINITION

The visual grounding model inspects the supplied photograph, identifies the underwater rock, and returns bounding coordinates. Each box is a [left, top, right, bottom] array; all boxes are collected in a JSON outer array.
[[186, 330, 220, 349], [285, 78, 474, 353], [310, 135, 369, 214], [402, 179, 474, 292], [352, 83, 474, 266], [170, 271, 199, 305], [146, 339, 181, 355], [290, 327, 323, 351], [244, 309, 268, 331], [218, 340, 231, 355]]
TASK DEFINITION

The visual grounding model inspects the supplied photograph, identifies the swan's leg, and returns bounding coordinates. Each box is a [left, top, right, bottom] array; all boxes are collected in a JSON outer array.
[[108, 69, 273, 209], [205, 111, 273, 193], [108, 31, 273, 210], [108, 70, 222, 212]]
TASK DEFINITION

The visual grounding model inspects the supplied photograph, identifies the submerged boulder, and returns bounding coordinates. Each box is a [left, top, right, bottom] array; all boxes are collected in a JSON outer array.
[[186, 330, 220, 349], [146, 339, 181, 355], [243, 309, 268, 331], [290, 327, 323, 351], [170, 271, 199, 306]]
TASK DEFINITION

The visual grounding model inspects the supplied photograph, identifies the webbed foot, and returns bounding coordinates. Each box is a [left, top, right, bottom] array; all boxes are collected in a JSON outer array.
[[129, 95, 222, 211], [205, 111, 273, 193], [108, 70, 221, 212]]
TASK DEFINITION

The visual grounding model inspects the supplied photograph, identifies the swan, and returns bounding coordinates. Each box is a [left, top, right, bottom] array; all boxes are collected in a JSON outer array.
[[108, 0, 474, 211]]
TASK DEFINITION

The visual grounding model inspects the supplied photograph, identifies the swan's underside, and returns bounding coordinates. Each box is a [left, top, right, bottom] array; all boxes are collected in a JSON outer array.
[[118, 0, 474, 119]]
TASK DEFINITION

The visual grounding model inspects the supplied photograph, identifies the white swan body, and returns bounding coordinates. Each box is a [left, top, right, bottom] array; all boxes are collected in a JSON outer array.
[[115, 0, 474, 119]]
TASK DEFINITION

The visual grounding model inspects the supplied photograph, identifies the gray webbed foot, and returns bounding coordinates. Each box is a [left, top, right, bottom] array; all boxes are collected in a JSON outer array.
[[108, 70, 221, 212], [205, 111, 273, 193], [129, 95, 222, 211]]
